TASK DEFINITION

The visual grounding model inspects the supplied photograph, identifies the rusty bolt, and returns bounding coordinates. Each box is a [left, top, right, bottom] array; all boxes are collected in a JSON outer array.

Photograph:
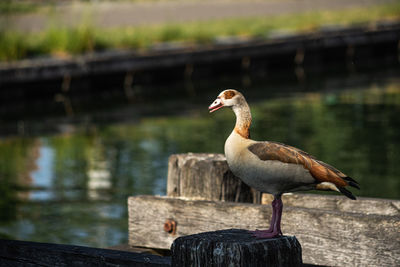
[[164, 219, 177, 235]]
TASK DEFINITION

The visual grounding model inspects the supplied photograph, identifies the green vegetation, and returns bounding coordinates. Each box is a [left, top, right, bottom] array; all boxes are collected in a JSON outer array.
[[0, 1, 40, 14], [0, 138, 37, 222], [0, 2, 400, 61]]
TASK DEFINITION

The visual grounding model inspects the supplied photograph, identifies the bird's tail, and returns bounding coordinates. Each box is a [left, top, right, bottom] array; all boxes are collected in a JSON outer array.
[[338, 187, 357, 200], [343, 176, 360, 189], [338, 177, 360, 200]]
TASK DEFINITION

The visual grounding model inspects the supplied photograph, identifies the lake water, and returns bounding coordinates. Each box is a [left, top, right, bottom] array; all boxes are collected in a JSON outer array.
[[0, 62, 399, 248]]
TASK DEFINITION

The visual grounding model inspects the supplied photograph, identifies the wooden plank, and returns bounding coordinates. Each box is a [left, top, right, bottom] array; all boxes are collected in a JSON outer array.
[[0, 238, 171, 267], [262, 193, 400, 216], [171, 229, 302, 267], [107, 244, 171, 257], [128, 195, 400, 267]]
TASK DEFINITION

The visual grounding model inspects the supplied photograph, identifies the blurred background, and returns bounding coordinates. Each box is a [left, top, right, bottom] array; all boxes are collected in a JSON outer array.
[[0, 0, 399, 248]]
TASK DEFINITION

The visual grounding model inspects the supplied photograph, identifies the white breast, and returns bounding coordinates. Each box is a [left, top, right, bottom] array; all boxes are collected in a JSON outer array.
[[225, 131, 315, 195]]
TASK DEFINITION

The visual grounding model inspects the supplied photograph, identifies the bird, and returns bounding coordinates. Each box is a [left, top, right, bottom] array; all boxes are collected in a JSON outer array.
[[208, 89, 360, 238]]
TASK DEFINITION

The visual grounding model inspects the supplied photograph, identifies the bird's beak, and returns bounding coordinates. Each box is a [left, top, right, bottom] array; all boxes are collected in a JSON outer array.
[[209, 98, 224, 113]]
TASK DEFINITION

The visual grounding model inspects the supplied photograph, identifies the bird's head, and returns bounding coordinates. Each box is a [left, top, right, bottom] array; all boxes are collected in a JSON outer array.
[[208, 89, 244, 113]]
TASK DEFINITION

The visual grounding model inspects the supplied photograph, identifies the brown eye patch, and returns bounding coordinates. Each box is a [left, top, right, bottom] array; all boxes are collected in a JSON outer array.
[[224, 90, 236, 99]]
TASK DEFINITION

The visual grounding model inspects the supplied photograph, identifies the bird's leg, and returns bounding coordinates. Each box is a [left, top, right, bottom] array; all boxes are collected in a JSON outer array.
[[263, 198, 278, 232], [250, 195, 283, 239], [273, 197, 283, 235], [249, 198, 277, 235]]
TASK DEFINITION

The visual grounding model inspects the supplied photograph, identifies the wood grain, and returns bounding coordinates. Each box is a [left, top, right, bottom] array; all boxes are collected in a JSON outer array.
[[128, 195, 400, 267], [262, 193, 400, 216], [167, 153, 261, 203], [171, 229, 302, 267]]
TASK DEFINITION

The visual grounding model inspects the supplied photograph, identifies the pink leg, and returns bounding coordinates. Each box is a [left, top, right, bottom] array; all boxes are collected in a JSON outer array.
[[249, 196, 283, 239], [250, 198, 277, 234]]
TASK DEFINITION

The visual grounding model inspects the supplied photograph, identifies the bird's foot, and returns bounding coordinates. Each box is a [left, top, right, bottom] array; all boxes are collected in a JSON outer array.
[[248, 229, 281, 239], [249, 228, 273, 234]]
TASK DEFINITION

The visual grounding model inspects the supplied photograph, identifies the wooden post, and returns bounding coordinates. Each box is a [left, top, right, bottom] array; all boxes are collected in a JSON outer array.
[[167, 153, 261, 203], [171, 229, 302, 267]]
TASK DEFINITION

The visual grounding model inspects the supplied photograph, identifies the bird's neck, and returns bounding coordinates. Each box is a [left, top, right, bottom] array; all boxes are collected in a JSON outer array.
[[233, 102, 252, 139]]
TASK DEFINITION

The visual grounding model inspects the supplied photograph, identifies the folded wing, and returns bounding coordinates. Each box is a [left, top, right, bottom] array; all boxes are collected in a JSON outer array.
[[248, 141, 360, 191]]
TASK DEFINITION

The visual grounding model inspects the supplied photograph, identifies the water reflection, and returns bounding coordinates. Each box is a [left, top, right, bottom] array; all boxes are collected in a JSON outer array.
[[0, 72, 399, 247], [31, 142, 54, 200]]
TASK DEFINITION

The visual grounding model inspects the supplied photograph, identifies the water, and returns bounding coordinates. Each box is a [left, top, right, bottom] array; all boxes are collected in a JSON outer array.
[[0, 64, 400, 248]]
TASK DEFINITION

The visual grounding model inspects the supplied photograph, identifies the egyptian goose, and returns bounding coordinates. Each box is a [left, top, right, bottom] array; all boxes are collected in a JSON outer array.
[[209, 89, 360, 238]]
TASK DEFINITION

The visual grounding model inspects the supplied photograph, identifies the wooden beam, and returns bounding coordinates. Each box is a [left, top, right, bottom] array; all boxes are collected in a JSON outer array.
[[0, 238, 171, 266], [128, 195, 400, 267], [262, 193, 400, 216], [171, 229, 302, 267]]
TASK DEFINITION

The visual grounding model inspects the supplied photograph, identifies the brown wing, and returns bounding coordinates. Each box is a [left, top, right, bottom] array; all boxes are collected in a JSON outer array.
[[248, 141, 349, 187]]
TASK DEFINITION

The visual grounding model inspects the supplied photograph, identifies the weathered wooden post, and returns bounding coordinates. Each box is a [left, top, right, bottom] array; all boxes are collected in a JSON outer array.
[[167, 153, 261, 203], [171, 229, 302, 267]]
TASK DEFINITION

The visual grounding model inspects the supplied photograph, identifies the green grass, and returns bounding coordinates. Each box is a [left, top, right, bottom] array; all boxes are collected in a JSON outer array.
[[0, 2, 399, 61]]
